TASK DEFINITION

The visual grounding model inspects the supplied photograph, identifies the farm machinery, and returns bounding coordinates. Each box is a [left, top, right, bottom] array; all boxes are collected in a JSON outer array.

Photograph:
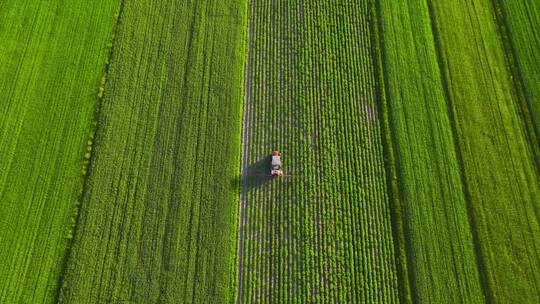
[[244, 150, 296, 179], [271, 150, 284, 176]]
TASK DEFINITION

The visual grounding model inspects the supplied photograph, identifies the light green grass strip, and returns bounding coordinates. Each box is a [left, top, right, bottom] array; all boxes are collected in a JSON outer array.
[[429, 0, 540, 302], [0, 0, 118, 302]]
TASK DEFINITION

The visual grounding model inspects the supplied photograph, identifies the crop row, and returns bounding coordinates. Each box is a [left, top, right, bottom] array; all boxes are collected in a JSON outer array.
[[238, 0, 399, 302]]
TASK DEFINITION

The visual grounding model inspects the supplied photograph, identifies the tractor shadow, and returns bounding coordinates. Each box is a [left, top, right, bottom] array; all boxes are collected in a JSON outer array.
[[231, 155, 273, 192]]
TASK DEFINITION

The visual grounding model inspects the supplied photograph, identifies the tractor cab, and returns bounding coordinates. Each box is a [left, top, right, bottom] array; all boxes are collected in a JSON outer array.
[[271, 151, 283, 176]]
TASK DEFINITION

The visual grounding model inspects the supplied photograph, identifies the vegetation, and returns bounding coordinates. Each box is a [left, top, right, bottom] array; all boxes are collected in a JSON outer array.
[[58, 0, 248, 303], [237, 0, 399, 302], [1, 0, 539, 303], [376, 0, 540, 302], [0, 0, 118, 302], [495, 0, 540, 135], [429, 1, 540, 302], [375, 0, 484, 302]]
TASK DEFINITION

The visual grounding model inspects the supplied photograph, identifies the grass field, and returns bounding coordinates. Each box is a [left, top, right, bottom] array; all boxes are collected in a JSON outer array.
[[429, 0, 540, 302], [376, 0, 484, 302], [57, 0, 248, 302], [0, 0, 118, 302], [495, 0, 540, 136], [237, 0, 399, 302], [1, 0, 539, 303]]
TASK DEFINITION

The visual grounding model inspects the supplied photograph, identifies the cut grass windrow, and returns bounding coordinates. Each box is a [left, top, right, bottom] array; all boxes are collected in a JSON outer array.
[[58, 0, 248, 303]]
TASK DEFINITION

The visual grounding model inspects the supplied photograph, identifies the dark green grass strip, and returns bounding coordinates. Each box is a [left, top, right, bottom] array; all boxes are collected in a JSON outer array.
[[58, 0, 248, 303], [0, 0, 118, 302], [370, 1, 413, 302]]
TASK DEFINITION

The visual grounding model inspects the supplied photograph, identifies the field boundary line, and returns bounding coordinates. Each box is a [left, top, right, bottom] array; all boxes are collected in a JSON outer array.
[[236, 0, 255, 302], [424, 1, 492, 302], [55, 0, 126, 301], [370, 1, 413, 303]]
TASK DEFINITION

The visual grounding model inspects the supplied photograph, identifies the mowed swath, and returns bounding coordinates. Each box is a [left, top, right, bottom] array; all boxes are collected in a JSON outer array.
[[238, 0, 399, 302], [59, 0, 248, 303], [0, 0, 118, 302]]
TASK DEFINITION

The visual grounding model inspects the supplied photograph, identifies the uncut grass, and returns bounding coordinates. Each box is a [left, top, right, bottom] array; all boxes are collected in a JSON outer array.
[[240, 0, 399, 302], [429, 0, 540, 302], [376, 0, 485, 302], [59, 1, 247, 303], [0, 0, 118, 302], [495, 0, 540, 135]]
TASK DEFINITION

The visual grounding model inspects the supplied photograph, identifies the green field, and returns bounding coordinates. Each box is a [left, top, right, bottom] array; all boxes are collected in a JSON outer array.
[[376, 0, 484, 302], [0, 0, 118, 302], [429, 1, 540, 301], [238, 0, 398, 302], [58, 0, 247, 302], [495, 0, 540, 135], [1, 0, 539, 303]]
